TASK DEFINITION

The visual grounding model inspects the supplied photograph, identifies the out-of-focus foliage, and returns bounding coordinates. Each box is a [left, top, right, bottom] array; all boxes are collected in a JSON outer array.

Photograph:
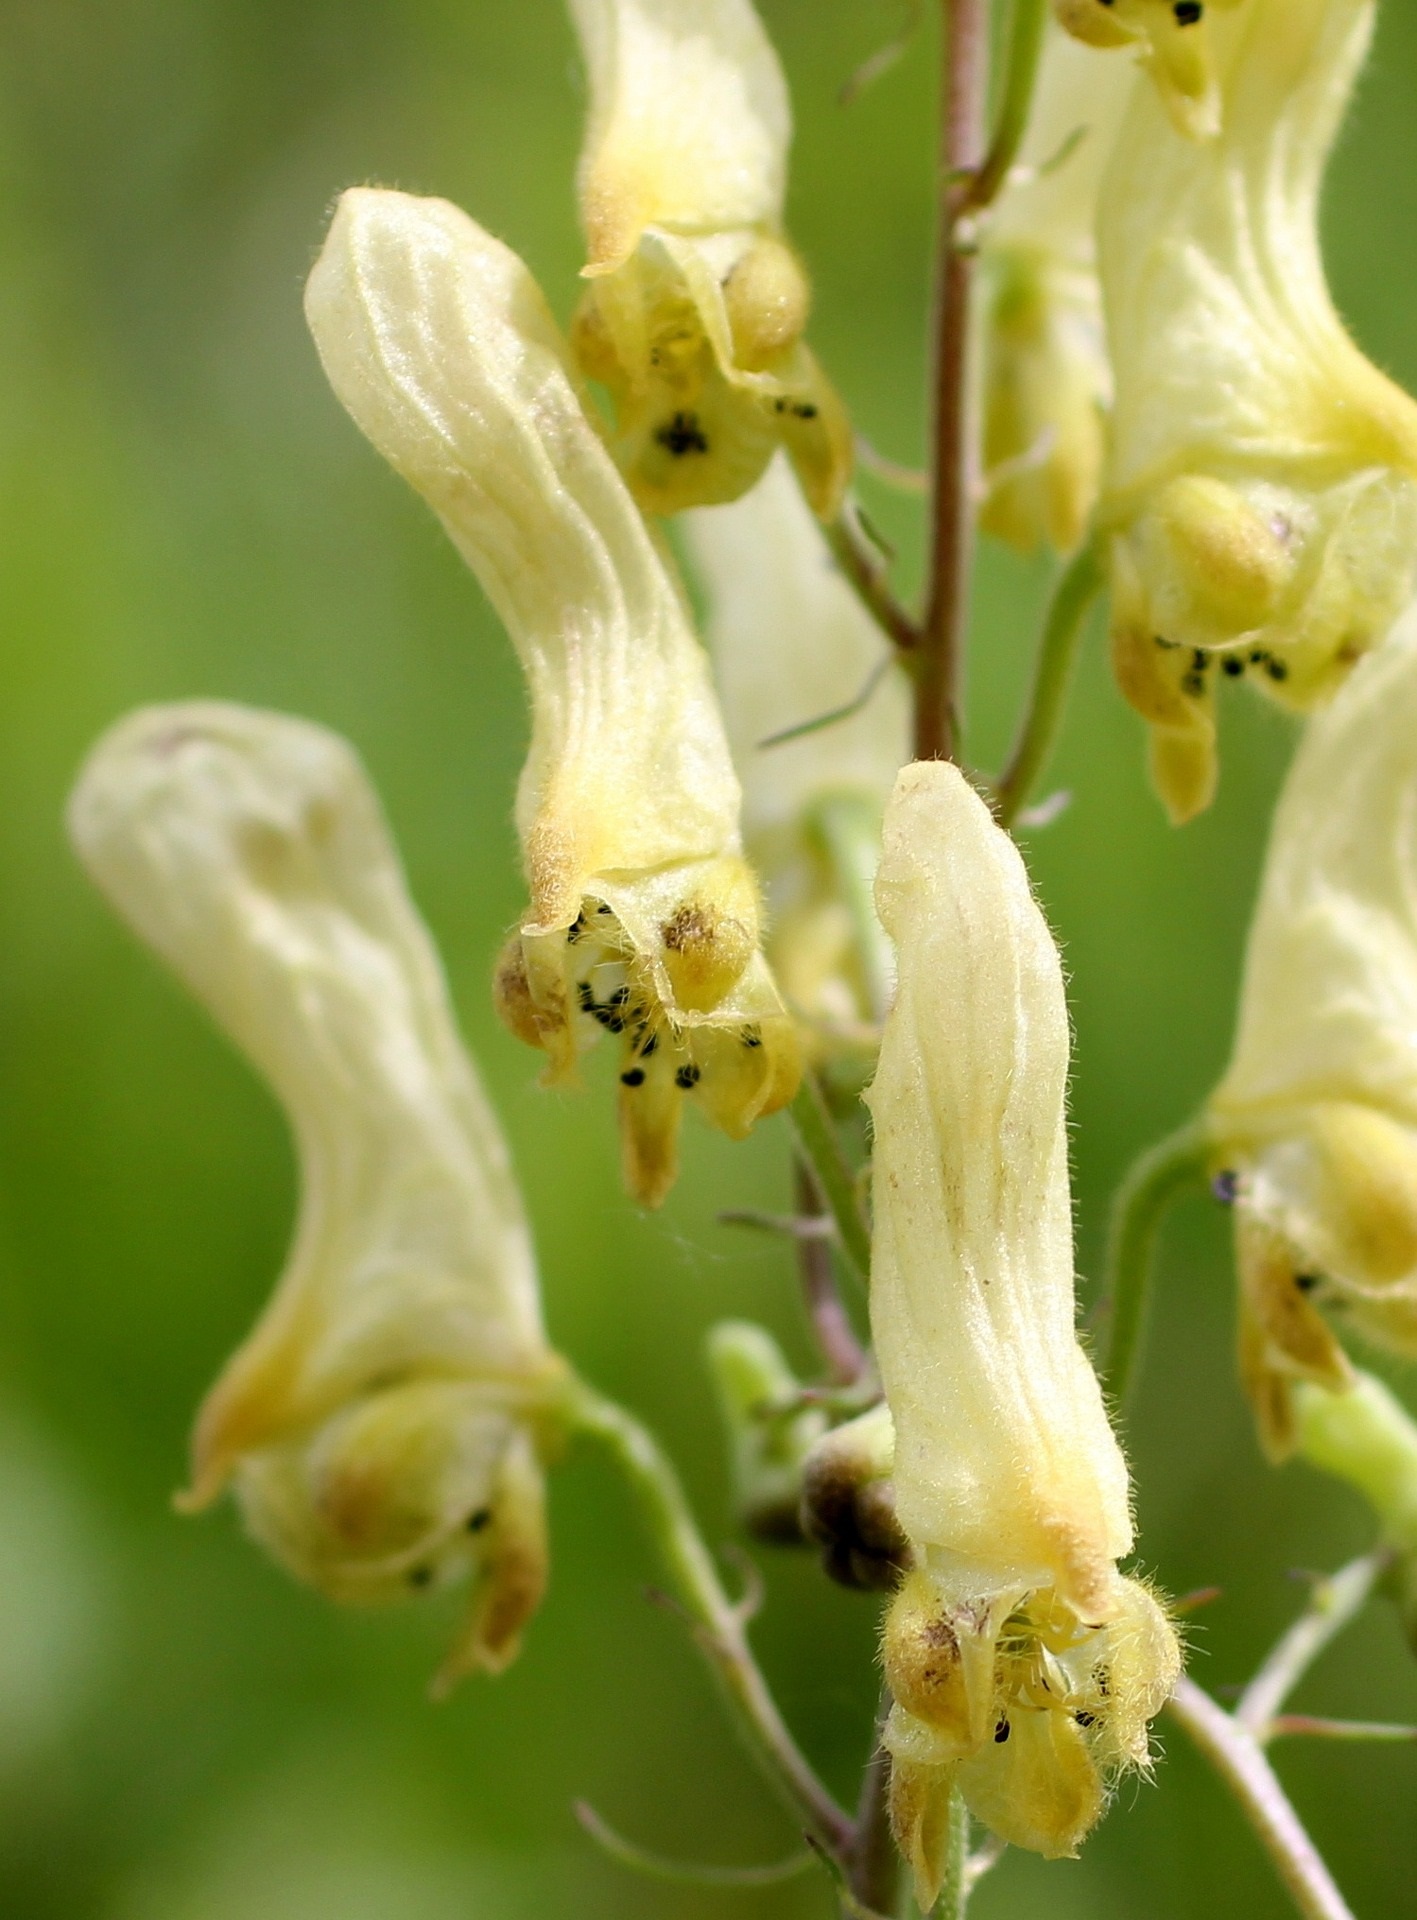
[[0, 2, 1415, 1914]]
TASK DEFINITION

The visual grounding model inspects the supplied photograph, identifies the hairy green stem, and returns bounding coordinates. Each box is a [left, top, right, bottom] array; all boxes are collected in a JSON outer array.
[[934, 1790, 973, 1919], [1099, 1119, 1213, 1405], [1167, 1679, 1356, 1920], [788, 1074, 873, 1285], [994, 536, 1104, 827], [567, 1379, 856, 1860]]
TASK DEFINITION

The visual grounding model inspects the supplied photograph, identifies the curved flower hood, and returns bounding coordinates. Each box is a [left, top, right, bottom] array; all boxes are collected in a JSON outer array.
[[1210, 605, 1417, 1455], [68, 702, 563, 1690], [305, 188, 800, 1208], [1097, 0, 1417, 821], [866, 762, 1178, 1893], [566, 0, 851, 517]]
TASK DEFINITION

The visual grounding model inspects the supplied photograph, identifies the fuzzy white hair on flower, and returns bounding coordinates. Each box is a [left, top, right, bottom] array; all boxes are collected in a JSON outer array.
[[865, 761, 1178, 1897]]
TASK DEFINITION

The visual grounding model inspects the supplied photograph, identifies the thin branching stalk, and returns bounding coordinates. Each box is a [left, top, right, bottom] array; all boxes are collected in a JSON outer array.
[[994, 536, 1104, 826], [916, 0, 990, 761], [1236, 1553, 1389, 1741], [1167, 1679, 1357, 1920], [1099, 1119, 1213, 1403], [846, 1723, 904, 1917], [788, 1074, 873, 1283], [567, 1379, 857, 1861], [796, 1161, 870, 1386], [827, 508, 921, 652], [963, 0, 1048, 212]]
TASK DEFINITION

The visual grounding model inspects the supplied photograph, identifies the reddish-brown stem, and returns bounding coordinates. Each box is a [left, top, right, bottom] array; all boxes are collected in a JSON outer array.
[[795, 1161, 869, 1388], [916, 0, 989, 762]]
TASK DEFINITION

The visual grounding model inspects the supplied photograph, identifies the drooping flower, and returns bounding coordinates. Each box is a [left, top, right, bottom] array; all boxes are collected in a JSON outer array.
[[1208, 606, 1417, 1458], [682, 453, 909, 1048], [1096, 0, 1417, 821], [68, 702, 567, 1693], [305, 189, 801, 1209], [1052, 0, 1245, 140], [566, 0, 851, 518], [978, 23, 1134, 554], [866, 762, 1179, 1896]]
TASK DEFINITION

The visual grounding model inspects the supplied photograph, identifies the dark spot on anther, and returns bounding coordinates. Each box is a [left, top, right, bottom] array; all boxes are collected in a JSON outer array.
[[1250, 650, 1268, 666], [1182, 672, 1205, 697], [1266, 659, 1289, 682], [994, 1719, 1011, 1744], [620, 1067, 646, 1088], [1212, 1169, 1240, 1205], [1154, 635, 1179, 650], [466, 1509, 492, 1534], [408, 1565, 434, 1589], [639, 1032, 659, 1057], [742, 1028, 763, 1049], [1075, 1709, 1097, 1728], [1222, 656, 1245, 677], [1192, 649, 1209, 672], [1174, 0, 1203, 23], [675, 1064, 702, 1090], [1295, 1273, 1321, 1294], [655, 411, 710, 457]]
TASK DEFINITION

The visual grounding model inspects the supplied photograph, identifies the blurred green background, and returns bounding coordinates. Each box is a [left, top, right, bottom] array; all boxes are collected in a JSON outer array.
[[2, 2, 1417, 1914]]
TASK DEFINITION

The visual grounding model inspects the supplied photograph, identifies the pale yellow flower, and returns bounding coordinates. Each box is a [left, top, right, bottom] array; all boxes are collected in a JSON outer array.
[[682, 454, 908, 1045], [1097, 0, 1417, 821], [979, 24, 1133, 554], [1209, 605, 1417, 1456], [866, 762, 1179, 1894], [1053, 0, 1245, 139], [67, 702, 565, 1692], [566, 0, 851, 517], [305, 189, 800, 1208]]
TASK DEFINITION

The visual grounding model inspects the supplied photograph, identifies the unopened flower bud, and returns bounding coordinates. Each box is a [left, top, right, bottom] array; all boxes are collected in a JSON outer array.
[[305, 188, 801, 1207], [867, 762, 1180, 1893], [1097, 0, 1417, 820], [67, 703, 565, 1690], [566, 0, 851, 516], [706, 1321, 826, 1542], [1210, 607, 1417, 1454], [799, 1402, 909, 1591]]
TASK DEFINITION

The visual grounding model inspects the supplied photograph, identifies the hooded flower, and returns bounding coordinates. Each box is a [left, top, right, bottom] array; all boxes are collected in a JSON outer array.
[[305, 189, 800, 1209], [682, 454, 909, 1047], [1052, 0, 1245, 140], [566, 0, 851, 518], [1096, 0, 1417, 821], [978, 24, 1134, 554], [866, 762, 1179, 1898], [67, 702, 566, 1693], [1209, 605, 1417, 1458]]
